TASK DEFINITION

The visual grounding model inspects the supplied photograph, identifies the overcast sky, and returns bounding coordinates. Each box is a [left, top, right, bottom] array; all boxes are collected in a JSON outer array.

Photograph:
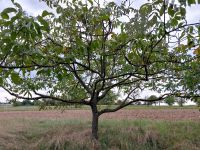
[[0, 0, 199, 102]]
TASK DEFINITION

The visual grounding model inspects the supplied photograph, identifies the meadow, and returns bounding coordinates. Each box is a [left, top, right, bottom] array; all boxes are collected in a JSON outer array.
[[0, 106, 199, 150]]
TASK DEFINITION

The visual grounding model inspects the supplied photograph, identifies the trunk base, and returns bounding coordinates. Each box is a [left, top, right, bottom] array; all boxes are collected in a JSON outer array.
[[91, 137, 101, 150]]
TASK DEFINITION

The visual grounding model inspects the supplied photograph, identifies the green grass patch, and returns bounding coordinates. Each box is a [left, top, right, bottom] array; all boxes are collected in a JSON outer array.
[[0, 118, 199, 150], [99, 119, 200, 150]]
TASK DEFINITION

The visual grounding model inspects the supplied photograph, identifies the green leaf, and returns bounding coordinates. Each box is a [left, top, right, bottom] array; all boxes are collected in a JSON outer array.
[[57, 74, 63, 81], [187, 0, 196, 5], [33, 22, 42, 37], [179, 31, 185, 39], [180, 7, 186, 17], [42, 10, 53, 17], [101, 14, 109, 20], [0, 77, 3, 85], [189, 26, 193, 34], [139, 4, 152, 14], [11, 32, 17, 40], [150, 16, 157, 26], [159, 6, 164, 16], [12, 2, 22, 10], [168, 7, 175, 17], [38, 16, 48, 26], [11, 73, 22, 85], [193, 47, 200, 55], [2, 7, 17, 14], [56, 6, 62, 14], [171, 18, 178, 26], [37, 16, 49, 32], [88, 0, 93, 5], [1, 12, 9, 19], [153, 0, 163, 5]]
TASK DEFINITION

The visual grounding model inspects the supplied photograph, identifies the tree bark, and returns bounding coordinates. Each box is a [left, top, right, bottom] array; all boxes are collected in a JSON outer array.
[[91, 104, 99, 140]]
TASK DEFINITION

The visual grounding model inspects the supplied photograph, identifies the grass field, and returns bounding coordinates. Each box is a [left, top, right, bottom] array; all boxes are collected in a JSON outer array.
[[0, 104, 199, 112], [0, 106, 199, 150]]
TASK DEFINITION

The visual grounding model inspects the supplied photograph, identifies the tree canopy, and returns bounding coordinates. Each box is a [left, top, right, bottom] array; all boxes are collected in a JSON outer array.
[[164, 95, 175, 106], [0, 0, 200, 139]]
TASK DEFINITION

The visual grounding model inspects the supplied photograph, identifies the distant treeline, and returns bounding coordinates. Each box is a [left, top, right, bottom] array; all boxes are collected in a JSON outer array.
[[9, 95, 200, 107], [11, 99, 66, 107]]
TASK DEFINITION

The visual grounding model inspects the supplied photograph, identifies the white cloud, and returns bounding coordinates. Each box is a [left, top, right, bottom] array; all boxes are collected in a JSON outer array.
[[0, 0, 50, 16], [0, 89, 14, 102], [186, 5, 200, 23]]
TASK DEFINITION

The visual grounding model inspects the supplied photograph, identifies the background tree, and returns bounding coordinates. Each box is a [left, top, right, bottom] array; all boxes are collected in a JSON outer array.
[[165, 96, 175, 106], [98, 90, 117, 105], [145, 95, 158, 106], [10, 98, 21, 107], [21, 99, 34, 106], [196, 99, 200, 107], [192, 97, 200, 107], [176, 97, 186, 107], [0, 0, 200, 140]]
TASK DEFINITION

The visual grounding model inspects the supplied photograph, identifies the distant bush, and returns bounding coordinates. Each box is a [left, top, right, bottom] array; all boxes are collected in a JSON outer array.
[[11, 99, 34, 107], [22, 99, 34, 106], [192, 97, 200, 107], [165, 96, 175, 106], [12, 101, 23, 107], [74, 104, 82, 108], [33, 100, 43, 106], [196, 99, 200, 107], [144, 95, 158, 106]]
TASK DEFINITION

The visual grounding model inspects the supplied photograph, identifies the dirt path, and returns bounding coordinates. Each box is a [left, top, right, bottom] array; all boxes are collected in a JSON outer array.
[[0, 109, 199, 121]]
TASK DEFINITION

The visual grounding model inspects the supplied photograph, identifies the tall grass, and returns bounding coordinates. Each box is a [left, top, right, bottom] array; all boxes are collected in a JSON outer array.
[[0, 118, 199, 150], [99, 119, 200, 150]]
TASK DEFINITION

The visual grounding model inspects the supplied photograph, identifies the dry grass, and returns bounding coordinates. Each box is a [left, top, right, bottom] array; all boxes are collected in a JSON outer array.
[[0, 109, 199, 121], [0, 109, 200, 149]]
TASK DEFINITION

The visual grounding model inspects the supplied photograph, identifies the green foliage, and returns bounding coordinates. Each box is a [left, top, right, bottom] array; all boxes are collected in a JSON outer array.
[[11, 99, 34, 107], [22, 99, 34, 106], [98, 91, 117, 105], [0, 0, 199, 103], [12, 100, 22, 107], [0, 7, 17, 19], [165, 96, 175, 106], [187, 0, 196, 5], [11, 73, 22, 85], [194, 98, 200, 107], [42, 10, 53, 17], [0, 77, 3, 85], [144, 95, 158, 106], [148, 95, 158, 100]]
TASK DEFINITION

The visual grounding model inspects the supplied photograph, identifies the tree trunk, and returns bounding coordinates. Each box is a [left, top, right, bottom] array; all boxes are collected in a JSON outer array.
[[91, 105, 99, 140]]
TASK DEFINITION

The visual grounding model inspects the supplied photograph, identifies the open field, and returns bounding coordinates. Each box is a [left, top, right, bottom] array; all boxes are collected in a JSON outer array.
[[0, 108, 200, 150], [0, 105, 199, 112], [0, 109, 200, 121]]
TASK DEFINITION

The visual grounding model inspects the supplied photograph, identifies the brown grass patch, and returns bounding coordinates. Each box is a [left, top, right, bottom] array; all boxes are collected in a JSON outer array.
[[0, 109, 199, 121]]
